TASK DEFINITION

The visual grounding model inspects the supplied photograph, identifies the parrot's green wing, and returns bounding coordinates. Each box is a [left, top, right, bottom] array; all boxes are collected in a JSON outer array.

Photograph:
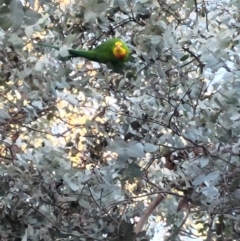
[[36, 38, 130, 66]]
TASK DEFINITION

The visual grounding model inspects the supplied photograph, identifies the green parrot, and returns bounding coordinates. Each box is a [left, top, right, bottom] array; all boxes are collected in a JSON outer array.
[[37, 38, 130, 66]]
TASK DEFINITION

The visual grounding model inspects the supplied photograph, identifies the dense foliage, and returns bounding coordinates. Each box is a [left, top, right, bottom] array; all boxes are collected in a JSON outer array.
[[0, 0, 240, 240]]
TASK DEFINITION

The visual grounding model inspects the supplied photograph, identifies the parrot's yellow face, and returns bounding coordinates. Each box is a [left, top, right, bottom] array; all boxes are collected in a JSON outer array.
[[113, 41, 127, 59]]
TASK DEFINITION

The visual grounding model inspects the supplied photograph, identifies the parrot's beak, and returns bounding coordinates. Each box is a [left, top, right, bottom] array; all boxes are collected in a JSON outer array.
[[115, 42, 122, 49], [113, 42, 126, 59]]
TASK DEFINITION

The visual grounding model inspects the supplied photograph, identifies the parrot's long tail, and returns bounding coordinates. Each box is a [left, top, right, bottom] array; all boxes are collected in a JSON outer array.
[[67, 49, 98, 62], [37, 42, 60, 51], [37, 42, 98, 62]]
